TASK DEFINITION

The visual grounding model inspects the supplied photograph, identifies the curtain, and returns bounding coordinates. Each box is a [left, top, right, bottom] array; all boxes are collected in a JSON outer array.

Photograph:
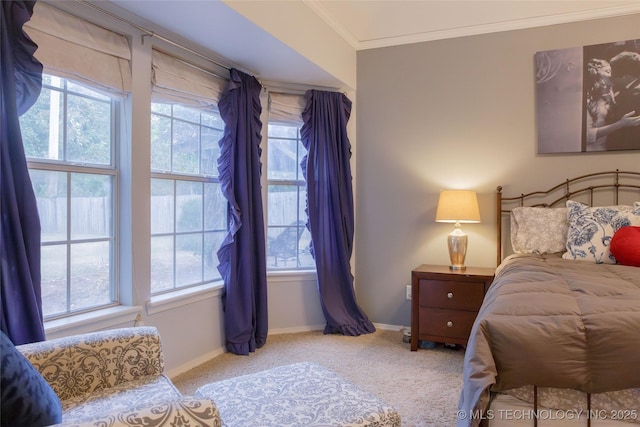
[[301, 90, 375, 336], [217, 69, 268, 355], [1, 1, 45, 345]]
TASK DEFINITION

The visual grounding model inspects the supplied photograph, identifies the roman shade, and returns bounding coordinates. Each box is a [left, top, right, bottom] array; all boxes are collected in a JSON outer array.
[[23, 2, 131, 93], [268, 92, 305, 124], [152, 49, 227, 109]]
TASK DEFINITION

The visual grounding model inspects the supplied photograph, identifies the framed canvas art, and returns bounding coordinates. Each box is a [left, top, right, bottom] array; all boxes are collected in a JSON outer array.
[[536, 38, 640, 154]]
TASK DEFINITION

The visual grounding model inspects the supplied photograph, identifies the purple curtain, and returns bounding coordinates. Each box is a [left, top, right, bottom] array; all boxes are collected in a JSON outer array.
[[1, 1, 45, 345], [301, 90, 375, 336], [216, 69, 268, 355]]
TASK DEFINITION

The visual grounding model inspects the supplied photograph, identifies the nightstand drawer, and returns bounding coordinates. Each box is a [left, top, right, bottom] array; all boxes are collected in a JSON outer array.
[[419, 279, 484, 311], [418, 308, 477, 340], [411, 264, 494, 350]]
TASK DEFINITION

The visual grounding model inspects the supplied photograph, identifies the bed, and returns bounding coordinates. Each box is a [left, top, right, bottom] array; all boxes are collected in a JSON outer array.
[[457, 170, 640, 427]]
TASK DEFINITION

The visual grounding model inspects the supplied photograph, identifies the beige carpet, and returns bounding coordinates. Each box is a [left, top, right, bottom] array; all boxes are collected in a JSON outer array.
[[172, 329, 465, 426]]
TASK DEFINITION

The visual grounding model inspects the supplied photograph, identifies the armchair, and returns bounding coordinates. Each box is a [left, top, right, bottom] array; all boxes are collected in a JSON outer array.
[[15, 326, 221, 427]]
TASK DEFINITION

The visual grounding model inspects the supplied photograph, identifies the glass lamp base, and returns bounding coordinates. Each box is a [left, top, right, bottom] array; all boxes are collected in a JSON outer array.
[[447, 222, 468, 271]]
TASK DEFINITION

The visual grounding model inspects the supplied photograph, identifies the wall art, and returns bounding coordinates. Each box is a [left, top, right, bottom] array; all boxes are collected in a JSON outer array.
[[536, 38, 640, 154]]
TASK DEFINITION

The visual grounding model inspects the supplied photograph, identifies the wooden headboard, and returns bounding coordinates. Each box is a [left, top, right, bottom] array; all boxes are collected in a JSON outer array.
[[496, 169, 640, 265]]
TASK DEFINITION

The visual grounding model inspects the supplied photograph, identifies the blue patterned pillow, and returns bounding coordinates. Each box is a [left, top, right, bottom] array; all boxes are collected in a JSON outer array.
[[563, 201, 640, 264], [0, 331, 62, 427]]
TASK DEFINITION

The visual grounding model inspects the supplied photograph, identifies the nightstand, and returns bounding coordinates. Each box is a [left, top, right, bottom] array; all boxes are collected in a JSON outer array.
[[410, 264, 494, 351]]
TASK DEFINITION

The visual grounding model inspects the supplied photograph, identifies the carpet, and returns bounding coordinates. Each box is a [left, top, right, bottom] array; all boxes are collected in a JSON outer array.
[[172, 329, 465, 426]]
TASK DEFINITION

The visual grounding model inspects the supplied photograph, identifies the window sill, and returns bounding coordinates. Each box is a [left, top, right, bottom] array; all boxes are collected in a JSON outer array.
[[45, 305, 142, 340], [146, 283, 224, 316], [42, 273, 316, 339], [268, 269, 317, 282]]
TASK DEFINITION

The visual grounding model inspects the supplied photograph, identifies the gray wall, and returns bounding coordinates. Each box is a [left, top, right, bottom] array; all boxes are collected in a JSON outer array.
[[354, 15, 640, 328]]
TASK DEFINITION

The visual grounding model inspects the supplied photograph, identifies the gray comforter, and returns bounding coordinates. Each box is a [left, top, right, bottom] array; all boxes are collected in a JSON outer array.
[[457, 254, 640, 427]]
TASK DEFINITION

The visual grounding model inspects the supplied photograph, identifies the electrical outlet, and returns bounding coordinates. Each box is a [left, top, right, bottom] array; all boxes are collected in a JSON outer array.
[[405, 284, 411, 300], [402, 327, 411, 343]]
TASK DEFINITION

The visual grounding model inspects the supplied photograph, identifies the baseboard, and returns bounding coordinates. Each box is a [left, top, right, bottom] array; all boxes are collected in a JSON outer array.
[[167, 325, 324, 378], [268, 324, 325, 335], [166, 347, 226, 379], [270, 323, 405, 334], [167, 323, 405, 379], [373, 323, 405, 332]]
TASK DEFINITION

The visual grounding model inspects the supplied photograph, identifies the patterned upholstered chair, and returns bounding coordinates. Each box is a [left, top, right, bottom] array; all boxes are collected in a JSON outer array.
[[14, 326, 221, 427]]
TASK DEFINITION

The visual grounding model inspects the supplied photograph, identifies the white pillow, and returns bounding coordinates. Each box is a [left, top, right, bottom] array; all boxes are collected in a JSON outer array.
[[562, 201, 640, 264], [511, 207, 568, 254]]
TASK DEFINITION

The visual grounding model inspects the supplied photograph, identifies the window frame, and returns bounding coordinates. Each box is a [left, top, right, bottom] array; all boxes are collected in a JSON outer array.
[[24, 74, 120, 320], [265, 122, 313, 271], [17, 9, 324, 330], [149, 103, 226, 295]]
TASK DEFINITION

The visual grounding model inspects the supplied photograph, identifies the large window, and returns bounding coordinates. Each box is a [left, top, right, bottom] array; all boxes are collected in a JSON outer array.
[[266, 123, 313, 270], [14, 5, 324, 330], [20, 75, 117, 318], [150, 103, 227, 294]]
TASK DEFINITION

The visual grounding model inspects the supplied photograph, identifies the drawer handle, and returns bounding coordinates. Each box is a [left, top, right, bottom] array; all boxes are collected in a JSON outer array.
[[447, 292, 454, 299], [447, 321, 453, 328]]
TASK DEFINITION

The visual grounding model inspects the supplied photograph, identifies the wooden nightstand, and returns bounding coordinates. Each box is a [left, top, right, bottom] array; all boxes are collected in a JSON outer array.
[[410, 265, 494, 351]]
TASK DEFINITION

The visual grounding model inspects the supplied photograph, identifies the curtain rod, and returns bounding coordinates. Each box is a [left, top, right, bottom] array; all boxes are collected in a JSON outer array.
[[74, 0, 232, 74], [72, 0, 344, 94]]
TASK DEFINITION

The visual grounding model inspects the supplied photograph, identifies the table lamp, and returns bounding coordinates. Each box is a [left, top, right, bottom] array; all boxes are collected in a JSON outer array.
[[435, 190, 480, 270]]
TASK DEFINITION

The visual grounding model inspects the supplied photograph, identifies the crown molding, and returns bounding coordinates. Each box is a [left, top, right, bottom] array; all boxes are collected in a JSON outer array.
[[303, 0, 360, 50], [304, 1, 640, 51]]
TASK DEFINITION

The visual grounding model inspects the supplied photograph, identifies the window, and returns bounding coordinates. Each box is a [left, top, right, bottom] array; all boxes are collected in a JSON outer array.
[[266, 123, 313, 270], [150, 103, 226, 294], [20, 75, 117, 318]]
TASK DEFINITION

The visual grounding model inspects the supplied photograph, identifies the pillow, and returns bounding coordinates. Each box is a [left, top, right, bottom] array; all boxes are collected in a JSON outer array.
[[610, 226, 640, 267], [511, 207, 568, 254], [0, 331, 62, 427], [563, 201, 640, 264]]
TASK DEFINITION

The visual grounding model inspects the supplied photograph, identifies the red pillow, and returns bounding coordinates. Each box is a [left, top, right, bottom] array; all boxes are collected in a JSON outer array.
[[610, 226, 640, 267]]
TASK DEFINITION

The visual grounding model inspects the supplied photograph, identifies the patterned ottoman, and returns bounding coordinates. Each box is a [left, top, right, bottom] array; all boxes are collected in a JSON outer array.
[[195, 362, 401, 427]]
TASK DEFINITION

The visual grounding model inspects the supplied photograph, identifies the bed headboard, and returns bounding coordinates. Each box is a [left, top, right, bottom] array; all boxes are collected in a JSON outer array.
[[496, 169, 640, 265]]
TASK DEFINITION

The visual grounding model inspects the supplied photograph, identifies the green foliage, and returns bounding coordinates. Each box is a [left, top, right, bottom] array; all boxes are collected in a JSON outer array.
[[20, 80, 113, 165]]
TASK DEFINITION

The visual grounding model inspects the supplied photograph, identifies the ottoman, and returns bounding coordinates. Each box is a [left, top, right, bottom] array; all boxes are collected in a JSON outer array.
[[195, 362, 401, 427]]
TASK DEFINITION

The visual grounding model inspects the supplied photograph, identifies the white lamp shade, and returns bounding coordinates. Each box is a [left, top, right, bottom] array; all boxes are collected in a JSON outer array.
[[435, 190, 481, 223]]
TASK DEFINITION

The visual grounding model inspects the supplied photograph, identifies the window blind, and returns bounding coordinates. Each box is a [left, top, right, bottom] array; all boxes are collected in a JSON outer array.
[[268, 92, 305, 125], [23, 2, 131, 93], [151, 49, 227, 109]]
